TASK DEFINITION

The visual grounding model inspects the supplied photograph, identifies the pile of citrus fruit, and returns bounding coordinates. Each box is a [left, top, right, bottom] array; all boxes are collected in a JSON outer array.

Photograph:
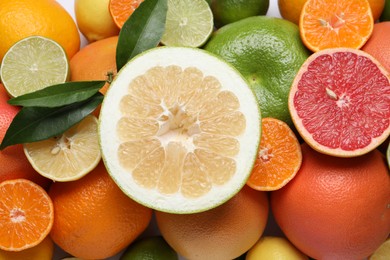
[[0, 0, 389, 259]]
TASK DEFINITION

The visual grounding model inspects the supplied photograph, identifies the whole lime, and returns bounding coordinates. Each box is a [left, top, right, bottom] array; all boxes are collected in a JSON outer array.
[[211, 0, 270, 27], [204, 16, 310, 126], [120, 236, 178, 260]]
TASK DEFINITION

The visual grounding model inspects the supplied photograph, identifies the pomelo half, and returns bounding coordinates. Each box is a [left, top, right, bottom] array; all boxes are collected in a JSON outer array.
[[99, 47, 261, 213], [289, 48, 390, 157]]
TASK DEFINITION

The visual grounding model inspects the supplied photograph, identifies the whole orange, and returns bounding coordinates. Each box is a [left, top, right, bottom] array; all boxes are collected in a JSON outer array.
[[278, 0, 384, 25], [49, 161, 153, 259], [0, 0, 80, 62], [271, 143, 390, 260], [362, 22, 390, 73], [0, 84, 51, 188], [70, 36, 118, 95], [155, 185, 269, 260]]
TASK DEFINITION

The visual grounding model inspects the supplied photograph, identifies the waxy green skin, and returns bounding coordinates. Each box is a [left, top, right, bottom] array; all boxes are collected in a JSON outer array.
[[205, 16, 310, 126]]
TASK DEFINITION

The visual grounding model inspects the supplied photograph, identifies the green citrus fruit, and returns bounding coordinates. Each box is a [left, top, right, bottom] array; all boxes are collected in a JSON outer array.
[[381, 0, 390, 21], [120, 236, 178, 260], [210, 0, 270, 27], [204, 16, 310, 126]]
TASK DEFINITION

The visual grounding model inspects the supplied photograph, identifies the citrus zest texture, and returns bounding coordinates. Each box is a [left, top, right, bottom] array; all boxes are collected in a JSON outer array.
[[99, 47, 261, 213]]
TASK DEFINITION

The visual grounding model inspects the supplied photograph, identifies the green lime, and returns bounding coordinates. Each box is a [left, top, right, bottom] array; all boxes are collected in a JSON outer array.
[[161, 0, 213, 47], [211, 0, 270, 27], [205, 16, 310, 126], [120, 236, 178, 260], [0, 36, 69, 97], [380, 0, 390, 21]]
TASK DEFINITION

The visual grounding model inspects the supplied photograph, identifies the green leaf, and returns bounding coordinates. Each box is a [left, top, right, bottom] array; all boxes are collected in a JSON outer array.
[[116, 0, 168, 70], [8, 81, 106, 107], [0, 93, 103, 150]]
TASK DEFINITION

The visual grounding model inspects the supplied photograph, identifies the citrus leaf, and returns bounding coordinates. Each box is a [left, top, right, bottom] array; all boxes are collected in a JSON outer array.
[[8, 81, 106, 107], [116, 0, 167, 70], [0, 93, 103, 150]]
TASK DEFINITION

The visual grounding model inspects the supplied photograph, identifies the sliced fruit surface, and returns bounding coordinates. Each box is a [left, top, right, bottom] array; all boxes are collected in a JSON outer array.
[[161, 0, 213, 47], [99, 47, 261, 213], [0, 179, 54, 251], [300, 0, 374, 52], [24, 115, 101, 182], [247, 117, 302, 191], [289, 48, 390, 157], [370, 238, 390, 260], [0, 36, 69, 97], [109, 0, 144, 28]]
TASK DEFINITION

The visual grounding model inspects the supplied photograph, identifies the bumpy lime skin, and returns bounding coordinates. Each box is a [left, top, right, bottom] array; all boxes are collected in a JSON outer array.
[[205, 16, 310, 126]]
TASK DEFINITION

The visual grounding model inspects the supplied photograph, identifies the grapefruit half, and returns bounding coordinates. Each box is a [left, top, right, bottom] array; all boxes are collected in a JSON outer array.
[[289, 48, 390, 157]]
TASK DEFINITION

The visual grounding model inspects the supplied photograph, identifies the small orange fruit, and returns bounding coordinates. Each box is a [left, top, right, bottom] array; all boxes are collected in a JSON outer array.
[[362, 22, 390, 73], [49, 161, 153, 259], [271, 143, 390, 260], [0, 179, 54, 251], [155, 185, 269, 260], [0, 236, 54, 260], [70, 36, 118, 95], [300, 0, 374, 52], [0, 84, 51, 188], [0, 0, 80, 62], [109, 0, 144, 28], [247, 117, 302, 191]]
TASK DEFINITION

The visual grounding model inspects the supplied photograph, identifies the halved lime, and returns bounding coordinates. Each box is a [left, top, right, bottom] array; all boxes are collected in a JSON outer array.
[[0, 36, 69, 97], [161, 0, 213, 47]]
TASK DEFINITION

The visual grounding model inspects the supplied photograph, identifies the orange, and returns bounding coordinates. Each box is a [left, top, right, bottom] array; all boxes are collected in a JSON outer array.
[[299, 0, 374, 52], [109, 0, 145, 28], [362, 22, 390, 73], [155, 185, 269, 260], [0, 179, 54, 251], [70, 36, 118, 95], [49, 161, 153, 259], [247, 117, 302, 191], [271, 143, 390, 260], [0, 84, 51, 188], [279, 0, 385, 25], [0, 0, 80, 63], [0, 236, 54, 260]]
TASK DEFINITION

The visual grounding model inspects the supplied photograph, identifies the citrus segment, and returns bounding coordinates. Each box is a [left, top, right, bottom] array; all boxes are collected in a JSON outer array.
[[161, 0, 214, 47], [99, 47, 261, 213], [289, 48, 390, 157], [24, 115, 101, 182], [0, 179, 54, 251], [109, 0, 144, 28], [300, 0, 374, 52], [370, 238, 390, 260], [247, 118, 302, 191], [0, 36, 69, 97]]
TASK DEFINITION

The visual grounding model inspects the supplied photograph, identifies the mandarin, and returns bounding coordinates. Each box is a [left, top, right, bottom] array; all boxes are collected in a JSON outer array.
[[155, 185, 269, 260], [271, 143, 390, 260], [0, 84, 51, 188], [49, 161, 153, 259]]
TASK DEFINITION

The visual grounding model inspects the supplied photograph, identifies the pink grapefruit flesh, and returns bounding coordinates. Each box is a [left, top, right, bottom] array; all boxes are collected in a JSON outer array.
[[289, 48, 390, 157]]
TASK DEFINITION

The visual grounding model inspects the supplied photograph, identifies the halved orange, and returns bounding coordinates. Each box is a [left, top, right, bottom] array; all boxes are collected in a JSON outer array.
[[247, 118, 302, 191], [109, 0, 144, 28], [300, 0, 374, 52], [0, 179, 54, 251]]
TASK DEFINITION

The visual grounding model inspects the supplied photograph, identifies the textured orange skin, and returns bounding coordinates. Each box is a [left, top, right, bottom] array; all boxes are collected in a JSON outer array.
[[271, 143, 390, 260], [0, 0, 80, 62], [49, 162, 153, 259], [156, 185, 269, 260], [362, 22, 390, 74], [70, 36, 118, 95], [0, 84, 51, 188]]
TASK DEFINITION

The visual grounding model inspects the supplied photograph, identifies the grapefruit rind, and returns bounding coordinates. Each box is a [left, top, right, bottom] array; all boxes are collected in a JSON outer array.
[[99, 47, 261, 214], [289, 48, 390, 157]]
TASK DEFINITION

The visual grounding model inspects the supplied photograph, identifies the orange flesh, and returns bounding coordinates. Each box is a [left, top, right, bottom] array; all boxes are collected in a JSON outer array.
[[117, 65, 245, 198], [109, 0, 144, 28], [300, 0, 374, 52]]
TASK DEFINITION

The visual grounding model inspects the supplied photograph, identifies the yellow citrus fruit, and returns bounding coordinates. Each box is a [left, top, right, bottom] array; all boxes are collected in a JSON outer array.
[[246, 236, 309, 260], [0, 236, 54, 260], [75, 0, 120, 42], [0, 0, 80, 63]]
